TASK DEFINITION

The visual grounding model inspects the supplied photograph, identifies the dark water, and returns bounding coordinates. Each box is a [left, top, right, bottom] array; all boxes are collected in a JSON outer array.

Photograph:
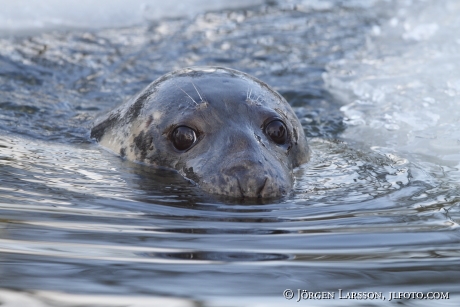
[[0, 0, 459, 306]]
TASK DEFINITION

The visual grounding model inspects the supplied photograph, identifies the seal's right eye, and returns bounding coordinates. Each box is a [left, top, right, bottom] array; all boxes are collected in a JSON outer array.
[[171, 126, 197, 151], [264, 119, 288, 145]]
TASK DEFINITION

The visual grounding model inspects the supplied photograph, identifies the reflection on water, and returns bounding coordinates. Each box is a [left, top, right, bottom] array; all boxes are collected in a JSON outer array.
[[0, 0, 459, 306]]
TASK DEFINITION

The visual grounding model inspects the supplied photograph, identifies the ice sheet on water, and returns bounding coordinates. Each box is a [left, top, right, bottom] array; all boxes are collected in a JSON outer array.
[[323, 0, 460, 174], [0, 0, 263, 36]]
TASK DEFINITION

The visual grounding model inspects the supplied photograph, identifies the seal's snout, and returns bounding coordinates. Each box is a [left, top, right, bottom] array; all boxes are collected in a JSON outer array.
[[220, 161, 290, 199], [223, 164, 268, 198]]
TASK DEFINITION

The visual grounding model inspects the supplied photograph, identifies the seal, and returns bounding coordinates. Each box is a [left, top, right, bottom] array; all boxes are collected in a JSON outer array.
[[91, 67, 309, 198]]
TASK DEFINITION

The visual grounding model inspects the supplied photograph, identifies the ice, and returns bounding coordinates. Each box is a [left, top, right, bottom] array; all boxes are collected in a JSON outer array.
[[324, 0, 460, 174], [0, 0, 263, 36], [403, 23, 439, 41]]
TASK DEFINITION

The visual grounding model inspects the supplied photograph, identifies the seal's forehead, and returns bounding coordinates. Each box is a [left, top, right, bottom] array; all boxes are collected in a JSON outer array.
[[149, 68, 285, 111], [164, 66, 249, 78], [161, 69, 258, 92]]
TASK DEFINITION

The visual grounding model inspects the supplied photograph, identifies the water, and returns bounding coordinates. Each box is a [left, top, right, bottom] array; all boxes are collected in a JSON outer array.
[[0, 0, 459, 306]]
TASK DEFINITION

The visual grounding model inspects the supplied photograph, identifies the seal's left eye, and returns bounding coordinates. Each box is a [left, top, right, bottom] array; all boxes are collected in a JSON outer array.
[[265, 119, 288, 145], [171, 126, 197, 151]]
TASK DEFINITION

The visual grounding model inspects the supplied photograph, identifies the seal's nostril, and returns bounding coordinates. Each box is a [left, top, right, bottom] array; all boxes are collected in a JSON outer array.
[[256, 177, 268, 198], [235, 177, 244, 199]]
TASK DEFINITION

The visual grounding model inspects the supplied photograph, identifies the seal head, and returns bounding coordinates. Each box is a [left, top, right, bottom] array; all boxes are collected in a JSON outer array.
[[91, 67, 309, 198]]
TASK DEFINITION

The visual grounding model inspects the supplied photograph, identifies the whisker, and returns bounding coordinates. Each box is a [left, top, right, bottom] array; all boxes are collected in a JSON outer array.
[[176, 85, 198, 105], [248, 88, 253, 101], [191, 81, 204, 102]]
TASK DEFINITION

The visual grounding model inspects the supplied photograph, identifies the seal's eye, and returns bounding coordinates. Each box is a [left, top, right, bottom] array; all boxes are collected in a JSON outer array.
[[265, 120, 288, 145], [171, 126, 197, 151]]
